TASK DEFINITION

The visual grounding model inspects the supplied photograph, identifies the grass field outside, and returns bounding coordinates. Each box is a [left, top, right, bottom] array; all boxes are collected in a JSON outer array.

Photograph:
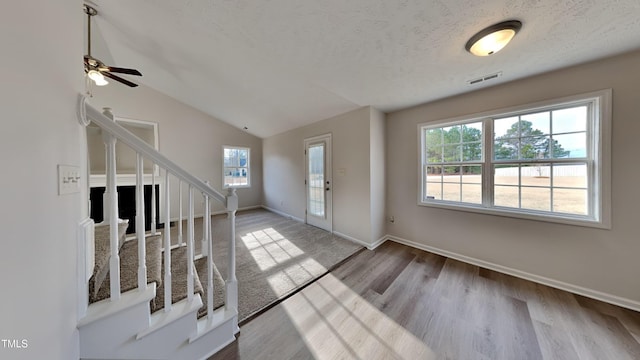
[[426, 173, 588, 215]]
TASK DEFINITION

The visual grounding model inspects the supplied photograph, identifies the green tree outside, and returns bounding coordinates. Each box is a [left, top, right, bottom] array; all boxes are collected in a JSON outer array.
[[494, 120, 569, 160]]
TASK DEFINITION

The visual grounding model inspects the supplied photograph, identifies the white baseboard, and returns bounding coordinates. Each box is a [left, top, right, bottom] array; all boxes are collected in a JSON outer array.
[[370, 236, 387, 250], [386, 235, 640, 313], [332, 231, 372, 249], [261, 205, 305, 223]]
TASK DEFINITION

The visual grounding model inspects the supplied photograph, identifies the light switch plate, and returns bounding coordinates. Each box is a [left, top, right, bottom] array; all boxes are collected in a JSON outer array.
[[58, 164, 81, 195]]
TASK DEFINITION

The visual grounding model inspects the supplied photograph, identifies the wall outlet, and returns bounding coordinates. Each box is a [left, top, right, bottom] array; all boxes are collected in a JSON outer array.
[[58, 164, 81, 195]]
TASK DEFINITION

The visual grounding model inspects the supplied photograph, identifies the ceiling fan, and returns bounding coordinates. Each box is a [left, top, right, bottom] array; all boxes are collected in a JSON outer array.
[[84, 4, 142, 87]]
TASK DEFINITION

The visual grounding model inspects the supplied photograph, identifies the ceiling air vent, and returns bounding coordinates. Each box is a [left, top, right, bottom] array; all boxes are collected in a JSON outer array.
[[468, 71, 502, 85]]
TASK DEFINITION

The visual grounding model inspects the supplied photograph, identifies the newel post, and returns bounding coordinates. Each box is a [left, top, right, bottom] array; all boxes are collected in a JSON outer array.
[[225, 187, 238, 322]]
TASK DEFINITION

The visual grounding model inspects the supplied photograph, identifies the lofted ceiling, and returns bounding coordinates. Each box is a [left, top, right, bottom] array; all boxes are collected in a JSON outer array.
[[86, 0, 640, 138]]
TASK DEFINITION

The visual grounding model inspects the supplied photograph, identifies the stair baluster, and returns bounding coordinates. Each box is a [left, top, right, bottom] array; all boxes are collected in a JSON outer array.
[[163, 170, 172, 312], [178, 181, 183, 247], [151, 164, 157, 235], [136, 153, 147, 291], [104, 107, 121, 301], [204, 193, 214, 322], [187, 185, 195, 302]]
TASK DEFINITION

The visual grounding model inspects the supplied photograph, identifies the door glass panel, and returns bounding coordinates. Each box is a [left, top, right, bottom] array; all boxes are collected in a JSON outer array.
[[308, 143, 325, 217]]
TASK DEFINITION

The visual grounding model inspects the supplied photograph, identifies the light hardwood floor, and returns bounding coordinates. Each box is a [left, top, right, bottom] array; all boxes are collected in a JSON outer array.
[[211, 241, 640, 360]]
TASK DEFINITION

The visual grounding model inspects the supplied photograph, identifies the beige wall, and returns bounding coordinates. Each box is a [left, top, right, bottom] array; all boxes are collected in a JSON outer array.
[[0, 0, 84, 358], [370, 108, 387, 243], [264, 107, 381, 244], [88, 81, 263, 217], [386, 50, 640, 304]]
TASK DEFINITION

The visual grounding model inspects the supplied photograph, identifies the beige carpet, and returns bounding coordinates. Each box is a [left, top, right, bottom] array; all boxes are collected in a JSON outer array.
[[170, 208, 364, 322]]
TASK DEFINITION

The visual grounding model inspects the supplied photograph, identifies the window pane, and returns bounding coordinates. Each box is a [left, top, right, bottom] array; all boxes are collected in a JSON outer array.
[[494, 164, 518, 186], [552, 106, 587, 133], [494, 139, 518, 160], [462, 184, 482, 204], [494, 116, 519, 138], [426, 165, 443, 177], [521, 187, 551, 211], [463, 142, 482, 161], [443, 183, 461, 202], [520, 136, 549, 159], [494, 185, 519, 208], [462, 166, 482, 183], [443, 126, 461, 144], [521, 164, 550, 186], [426, 145, 442, 163], [425, 182, 442, 200], [553, 164, 587, 188], [553, 189, 588, 215], [425, 128, 443, 146], [521, 111, 550, 134], [552, 133, 586, 158], [443, 145, 461, 162], [443, 167, 461, 183], [224, 167, 248, 186], [462, 122, 483, 142]]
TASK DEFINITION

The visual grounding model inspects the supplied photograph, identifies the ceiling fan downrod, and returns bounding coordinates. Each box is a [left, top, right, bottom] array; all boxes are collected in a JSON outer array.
[[84, 4, 97, 57]]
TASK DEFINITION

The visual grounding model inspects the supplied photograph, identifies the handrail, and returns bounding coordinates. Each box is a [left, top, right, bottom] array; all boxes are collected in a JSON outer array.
[[84, 103, 226, 205]]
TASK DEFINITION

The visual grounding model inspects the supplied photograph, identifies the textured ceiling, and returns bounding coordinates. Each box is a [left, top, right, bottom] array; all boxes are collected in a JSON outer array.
[[88, 0, 640, 138]]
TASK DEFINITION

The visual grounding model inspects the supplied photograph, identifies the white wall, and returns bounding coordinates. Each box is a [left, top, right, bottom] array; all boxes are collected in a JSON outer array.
[[0, 1, 84, 359], [87, 81, 263, 217], [386, 50, 640, 305], [263, 106, 386, 245]]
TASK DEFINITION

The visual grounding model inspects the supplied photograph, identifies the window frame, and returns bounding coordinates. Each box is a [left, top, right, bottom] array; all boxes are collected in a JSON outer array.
[[223, 145, 251, 189], [417, 89, 611, 228]]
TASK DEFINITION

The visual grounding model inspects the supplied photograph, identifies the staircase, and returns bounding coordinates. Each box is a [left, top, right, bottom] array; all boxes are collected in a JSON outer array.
[[76, 98, 239, 360]]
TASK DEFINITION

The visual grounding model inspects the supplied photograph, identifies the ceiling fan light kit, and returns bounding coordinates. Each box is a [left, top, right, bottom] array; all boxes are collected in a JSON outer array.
[[87, 70, 108, 86], [465, 20, 522, 56], [83, 4, 142, 87]]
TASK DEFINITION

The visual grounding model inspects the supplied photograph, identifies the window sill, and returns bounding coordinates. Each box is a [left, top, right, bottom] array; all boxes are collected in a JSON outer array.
[[224, 185, 251, 189], [417, 200, 610, 229]]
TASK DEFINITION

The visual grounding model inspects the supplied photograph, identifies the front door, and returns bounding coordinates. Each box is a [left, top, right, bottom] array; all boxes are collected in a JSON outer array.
[[304, 134, 332, 231]]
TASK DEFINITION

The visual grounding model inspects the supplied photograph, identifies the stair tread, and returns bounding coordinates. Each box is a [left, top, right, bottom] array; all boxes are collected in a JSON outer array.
[[194, 255, 226, 318], [89, 235, 163, 304]]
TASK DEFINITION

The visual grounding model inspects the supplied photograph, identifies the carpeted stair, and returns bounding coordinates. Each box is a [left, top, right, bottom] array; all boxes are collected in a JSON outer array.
[[88, 222, 225, 319]]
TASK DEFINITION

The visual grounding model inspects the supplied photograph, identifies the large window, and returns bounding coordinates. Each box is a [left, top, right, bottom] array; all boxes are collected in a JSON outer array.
[[419, 90, 611, 228], [223, 146, 250, 188]]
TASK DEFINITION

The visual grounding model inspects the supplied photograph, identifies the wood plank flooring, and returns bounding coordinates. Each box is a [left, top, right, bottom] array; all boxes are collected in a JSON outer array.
[[210, 241, 640, 360]]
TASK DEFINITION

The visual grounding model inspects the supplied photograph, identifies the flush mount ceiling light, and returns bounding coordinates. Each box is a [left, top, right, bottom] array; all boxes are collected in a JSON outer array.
[[465, 20, 522, 56]]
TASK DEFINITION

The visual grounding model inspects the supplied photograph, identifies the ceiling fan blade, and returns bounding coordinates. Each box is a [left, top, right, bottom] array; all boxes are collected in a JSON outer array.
[[102, 71, 139, 87], [106, 66, 142, 76]]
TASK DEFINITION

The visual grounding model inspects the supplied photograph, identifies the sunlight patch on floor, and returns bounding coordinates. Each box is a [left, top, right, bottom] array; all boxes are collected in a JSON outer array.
[[241, 227, 305, 271], [282, 273, 437, 360], [266, 257, 327, 297]]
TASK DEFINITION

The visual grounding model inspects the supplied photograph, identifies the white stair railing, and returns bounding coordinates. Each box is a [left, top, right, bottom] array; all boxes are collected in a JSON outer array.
[[82, 101, 238, 332]]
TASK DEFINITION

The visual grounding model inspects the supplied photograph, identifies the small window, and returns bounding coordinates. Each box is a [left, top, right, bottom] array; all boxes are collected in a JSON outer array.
[[419, 90, 611, 228], [223, 146, 250, 188]]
